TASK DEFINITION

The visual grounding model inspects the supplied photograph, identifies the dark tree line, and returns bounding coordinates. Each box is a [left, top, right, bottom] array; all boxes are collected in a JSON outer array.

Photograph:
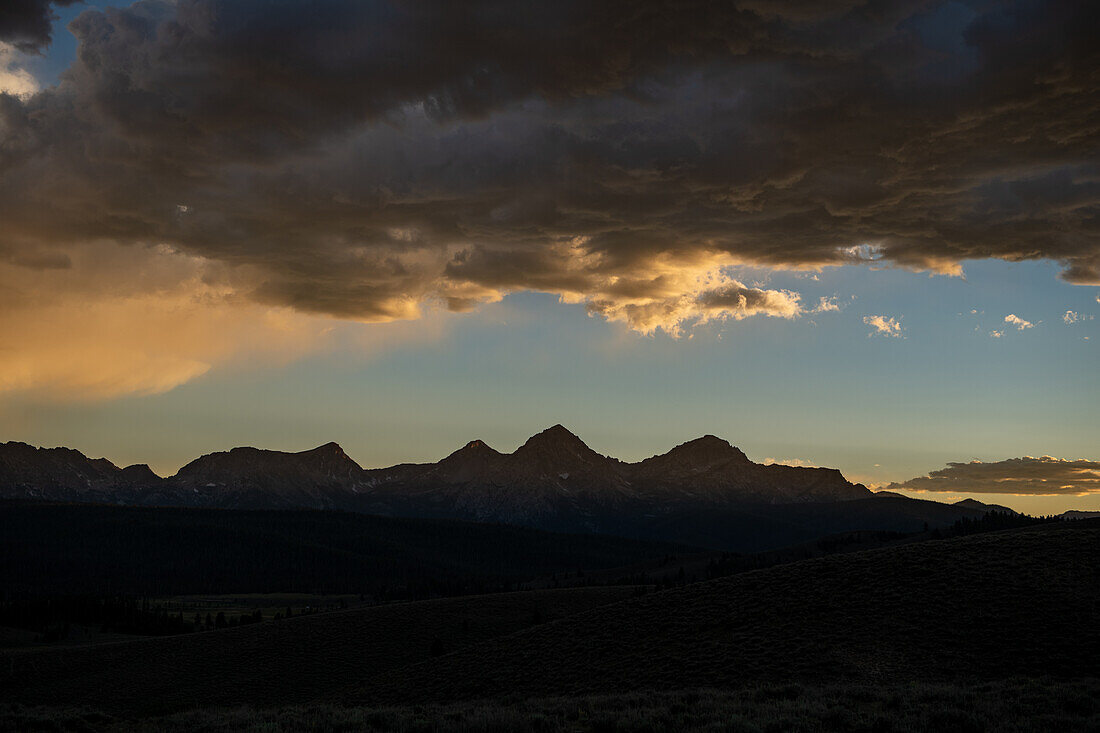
[[0, 597, 197, 639], [937, 510, 1060, 538]]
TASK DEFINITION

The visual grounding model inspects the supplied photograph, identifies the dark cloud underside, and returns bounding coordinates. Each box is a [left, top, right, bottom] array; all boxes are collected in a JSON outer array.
[[0, 0, 80, 52], [890, 457, 1100, 496], [0, 0, 1097, 334]]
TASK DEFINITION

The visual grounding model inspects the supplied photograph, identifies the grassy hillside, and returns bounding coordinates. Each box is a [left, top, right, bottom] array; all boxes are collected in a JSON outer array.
[[350, 523, 1100, 704], [0, 587, 637, 718], [0, 501, 690, 597]]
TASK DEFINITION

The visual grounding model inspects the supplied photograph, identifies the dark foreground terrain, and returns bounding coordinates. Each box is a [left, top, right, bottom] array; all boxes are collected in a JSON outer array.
[[0, 587, 638, 717], [6, 679, 1097, 732], [0, 501, 691, 597], [1, 521, 1096, 731]]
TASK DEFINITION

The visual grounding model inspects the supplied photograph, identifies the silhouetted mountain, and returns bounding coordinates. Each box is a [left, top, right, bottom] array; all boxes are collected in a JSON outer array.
[[0, 442, 121, 501], [1061, 509, 1100, 519], [433, 440, 505, 482], [117, 464, 162, 486], [632, 435, 749, 481], [953, 497, 1018, 515], [0, 429, 1012, 550], [173, 442, 365, 509]]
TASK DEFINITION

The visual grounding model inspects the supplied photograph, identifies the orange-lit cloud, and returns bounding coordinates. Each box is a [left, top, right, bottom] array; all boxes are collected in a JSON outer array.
[[763, 457, 816, 467], [0, 237, 806, 400], [863, 315, 904, 338], [888, 456, 1100, 496], [0, 244, 332, 400], [450, 243, 803, 337]]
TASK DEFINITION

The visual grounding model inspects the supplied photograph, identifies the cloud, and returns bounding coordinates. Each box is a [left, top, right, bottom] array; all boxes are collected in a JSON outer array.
[[863, 315, 904, 338], [889, 456, 1100, 496], [763, 457, 816, 467], [443, 241, 802, 336], [0, 0, 1097, 396], [0, 0, 79, 52], [811, 296, 840, 313], [989, 329, 1004, 338], [0, 243, 338, 400], [0, 42, 37, 98], [1004, 314, 1034, 330], [1063, 310, 1093, 324]]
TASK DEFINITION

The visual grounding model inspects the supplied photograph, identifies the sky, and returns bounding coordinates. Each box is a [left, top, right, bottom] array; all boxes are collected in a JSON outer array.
[[0, 0, 1097, 514]]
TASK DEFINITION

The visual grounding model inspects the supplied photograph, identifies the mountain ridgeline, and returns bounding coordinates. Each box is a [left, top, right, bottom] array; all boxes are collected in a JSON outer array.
[[0, 426, 993, 551]]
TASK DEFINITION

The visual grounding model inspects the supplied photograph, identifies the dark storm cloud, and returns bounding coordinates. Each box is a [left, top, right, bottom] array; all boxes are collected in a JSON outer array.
[[889, 456, 1100, 496], [0, 0, 1098, 333], [0, 0, 80, 52]]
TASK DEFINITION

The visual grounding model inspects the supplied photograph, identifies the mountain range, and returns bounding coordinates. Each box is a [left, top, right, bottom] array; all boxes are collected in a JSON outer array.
[[0, 425, 1015, 550]]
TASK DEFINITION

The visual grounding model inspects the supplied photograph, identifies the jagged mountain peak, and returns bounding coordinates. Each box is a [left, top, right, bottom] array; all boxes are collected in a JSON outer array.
[[2, 432, 874, 518], [508, 425, 618, 476], [529, 423, 576, 438], [432, 438, 505, 481], [441, 438, 502, 463], [635, 434, 749, 476], [1, 441, 117, 467], [667, 435, 748, 461], [517, 424, 587, 450], [515, 425, 600, 459]]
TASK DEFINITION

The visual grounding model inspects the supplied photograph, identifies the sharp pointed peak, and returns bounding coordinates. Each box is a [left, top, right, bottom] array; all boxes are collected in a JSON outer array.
[[512, 425, 608, 466], [518, 424, 589, 449], [447, 438, 500, 455], [462, 439, 496, 451], [442, 438, 503, 463], [533, 424, 580, 439]]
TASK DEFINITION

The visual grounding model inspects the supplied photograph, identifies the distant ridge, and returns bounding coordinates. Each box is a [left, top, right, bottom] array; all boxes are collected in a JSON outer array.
[[0, 430, 1009, 550], [953, 497, 1018, 515]]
